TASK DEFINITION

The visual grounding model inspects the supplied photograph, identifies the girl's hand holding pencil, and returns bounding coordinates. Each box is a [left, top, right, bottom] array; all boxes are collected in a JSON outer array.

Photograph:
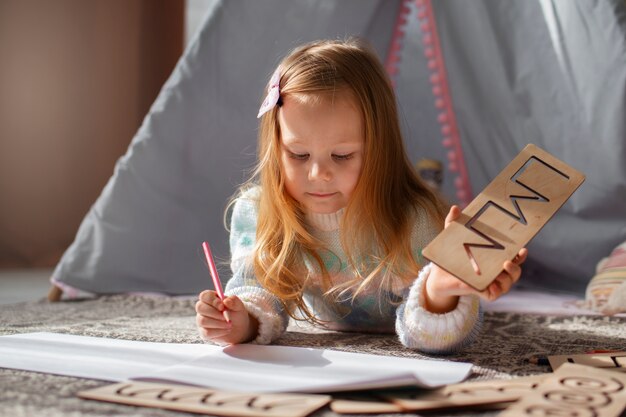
[[195, 242, 259, 345], [195, 290, 258, 345]]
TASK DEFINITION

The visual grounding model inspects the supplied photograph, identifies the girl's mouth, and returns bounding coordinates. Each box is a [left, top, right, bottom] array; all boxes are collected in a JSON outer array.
[[308, 192, 336, 198]]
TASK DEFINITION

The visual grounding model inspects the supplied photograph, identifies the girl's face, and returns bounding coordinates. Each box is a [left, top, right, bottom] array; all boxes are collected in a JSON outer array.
[[278, 92, 364, 214]]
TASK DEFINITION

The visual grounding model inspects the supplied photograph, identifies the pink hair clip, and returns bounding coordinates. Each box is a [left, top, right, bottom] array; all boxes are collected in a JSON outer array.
[[257, 66, 282, 118]]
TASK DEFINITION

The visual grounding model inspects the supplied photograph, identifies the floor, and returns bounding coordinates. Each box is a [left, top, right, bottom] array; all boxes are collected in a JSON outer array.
[[0, 269, 53, 305]]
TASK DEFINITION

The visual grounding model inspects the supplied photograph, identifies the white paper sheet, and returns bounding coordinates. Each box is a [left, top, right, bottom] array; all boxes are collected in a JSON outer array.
[[0, 332, 209, 381], [0, 332, 472, 393]]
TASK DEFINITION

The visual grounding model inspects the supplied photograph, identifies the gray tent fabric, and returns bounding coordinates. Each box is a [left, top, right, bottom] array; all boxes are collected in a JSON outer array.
[[406, 0, 626, 293], [52, 0, 626, 296]]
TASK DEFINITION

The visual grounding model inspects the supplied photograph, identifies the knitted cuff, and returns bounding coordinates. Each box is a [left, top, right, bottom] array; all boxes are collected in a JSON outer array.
[[396, 264, 482, 353], [228, 286, 288, 345]]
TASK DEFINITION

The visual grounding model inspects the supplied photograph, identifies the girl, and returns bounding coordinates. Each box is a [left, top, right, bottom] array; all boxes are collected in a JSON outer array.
[[195, 39, 527, 353]]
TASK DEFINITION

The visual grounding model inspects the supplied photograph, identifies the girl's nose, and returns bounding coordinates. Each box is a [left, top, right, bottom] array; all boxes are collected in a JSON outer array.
[[309, 161, 332, 182]]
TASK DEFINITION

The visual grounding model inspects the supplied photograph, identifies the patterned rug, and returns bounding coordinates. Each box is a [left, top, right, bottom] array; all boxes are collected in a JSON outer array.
[[1, 295, 624, 417]]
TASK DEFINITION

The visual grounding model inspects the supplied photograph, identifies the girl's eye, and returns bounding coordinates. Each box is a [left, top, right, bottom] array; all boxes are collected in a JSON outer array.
[[289, 152, 309, 160], [332, 153, 354, 161]]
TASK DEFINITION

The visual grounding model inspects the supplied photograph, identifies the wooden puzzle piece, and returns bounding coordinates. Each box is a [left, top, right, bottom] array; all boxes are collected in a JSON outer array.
[[384, 374, 545, 411], [422, 144, 585, 291], [549, 351, 626, 373], [499, 363, 626, 417], [330, 395, 404, 414], [330, 375, 546, 414], [78, 381, 331, 417]]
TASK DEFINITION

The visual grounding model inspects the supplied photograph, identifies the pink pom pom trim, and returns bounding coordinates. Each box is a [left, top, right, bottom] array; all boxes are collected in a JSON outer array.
[[416, 0, 473, 207], [385, 0, 473, 207]]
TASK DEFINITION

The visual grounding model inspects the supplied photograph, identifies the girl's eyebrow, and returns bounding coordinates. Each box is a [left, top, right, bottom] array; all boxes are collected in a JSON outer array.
[[281, 136, 305, 144], [280, 140, 305, 149], [282, 137, 302, 143], [284, 137, 362, 143], [281, 136, 363, 146]]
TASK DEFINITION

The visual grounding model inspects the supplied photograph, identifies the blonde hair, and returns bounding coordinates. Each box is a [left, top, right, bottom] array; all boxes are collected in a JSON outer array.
[[244, 38, 445, 322]]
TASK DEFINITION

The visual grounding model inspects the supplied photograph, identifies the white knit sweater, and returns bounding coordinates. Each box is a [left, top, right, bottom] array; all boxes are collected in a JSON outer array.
[[224, 187, 482, 353]]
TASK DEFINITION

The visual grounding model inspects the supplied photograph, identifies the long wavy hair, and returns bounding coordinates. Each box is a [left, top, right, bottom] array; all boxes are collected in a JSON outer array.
[[242, 38, 445, 322]]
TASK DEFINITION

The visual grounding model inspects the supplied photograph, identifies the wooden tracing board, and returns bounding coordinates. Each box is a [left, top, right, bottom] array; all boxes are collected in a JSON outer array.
[[422, 144, 585, 291], [78, 381, 331, 417]]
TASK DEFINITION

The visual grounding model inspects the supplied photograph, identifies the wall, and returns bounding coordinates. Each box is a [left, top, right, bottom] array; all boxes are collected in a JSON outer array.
[[0, 0, 184, 267]]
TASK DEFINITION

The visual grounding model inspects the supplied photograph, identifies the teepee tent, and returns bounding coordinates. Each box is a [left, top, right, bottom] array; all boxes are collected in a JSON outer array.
[[51, 0, 626, 298]]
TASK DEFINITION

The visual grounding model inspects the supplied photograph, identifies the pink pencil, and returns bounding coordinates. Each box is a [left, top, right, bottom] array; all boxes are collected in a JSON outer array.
[[201, 241, 231, 323]]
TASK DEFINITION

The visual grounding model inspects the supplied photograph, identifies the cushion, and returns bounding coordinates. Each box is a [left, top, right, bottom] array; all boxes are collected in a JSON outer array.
[[584, 242, 626, 315]]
